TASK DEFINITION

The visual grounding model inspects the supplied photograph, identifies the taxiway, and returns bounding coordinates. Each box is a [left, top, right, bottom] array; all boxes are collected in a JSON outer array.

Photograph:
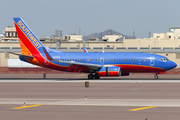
[[0, 73, 180, 120]]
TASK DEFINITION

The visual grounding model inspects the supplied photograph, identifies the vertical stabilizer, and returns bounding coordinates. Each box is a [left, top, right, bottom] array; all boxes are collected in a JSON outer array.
[[13, 17, 44, 56]]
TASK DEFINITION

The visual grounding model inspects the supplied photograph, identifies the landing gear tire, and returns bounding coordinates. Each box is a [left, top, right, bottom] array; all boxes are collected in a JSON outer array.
[[154, 75, 159, 79], [94, 73, 100, 79], [88, 74, 94, 79]]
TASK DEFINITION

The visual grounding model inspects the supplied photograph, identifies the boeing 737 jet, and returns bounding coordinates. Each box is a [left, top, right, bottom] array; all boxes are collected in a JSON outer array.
[[12, 17, 177, 79]]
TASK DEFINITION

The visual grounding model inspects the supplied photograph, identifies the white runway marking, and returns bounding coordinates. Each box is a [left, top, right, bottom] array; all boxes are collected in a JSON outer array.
[[1, 80, 180, 83]]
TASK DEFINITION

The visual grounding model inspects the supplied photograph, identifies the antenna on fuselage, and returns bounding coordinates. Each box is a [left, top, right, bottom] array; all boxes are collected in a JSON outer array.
[[102, 50, 105, 53]]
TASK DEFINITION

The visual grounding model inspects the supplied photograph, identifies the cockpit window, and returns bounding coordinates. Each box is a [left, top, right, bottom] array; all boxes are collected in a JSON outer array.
[[160, 58, 169, 61]]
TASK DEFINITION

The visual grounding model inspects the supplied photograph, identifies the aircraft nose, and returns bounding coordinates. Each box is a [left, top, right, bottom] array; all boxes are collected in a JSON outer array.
[[169, 61, 177, 69]]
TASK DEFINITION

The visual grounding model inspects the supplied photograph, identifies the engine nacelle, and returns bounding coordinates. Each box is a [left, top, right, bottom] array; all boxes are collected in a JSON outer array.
[[98, 66, 121, 76]]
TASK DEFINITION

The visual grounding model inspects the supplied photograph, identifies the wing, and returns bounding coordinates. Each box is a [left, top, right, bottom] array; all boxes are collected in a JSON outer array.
[[56, 60, 103, 71], [43, 47, 103, 72]]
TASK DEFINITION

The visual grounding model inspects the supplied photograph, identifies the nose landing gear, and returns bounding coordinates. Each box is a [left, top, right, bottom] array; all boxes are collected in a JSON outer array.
[[154, 74, 159, 79]]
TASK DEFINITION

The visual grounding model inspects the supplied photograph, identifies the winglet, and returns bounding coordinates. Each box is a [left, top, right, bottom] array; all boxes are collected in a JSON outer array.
[[83, 48, 88, 53], [43, 47, 54, 61]]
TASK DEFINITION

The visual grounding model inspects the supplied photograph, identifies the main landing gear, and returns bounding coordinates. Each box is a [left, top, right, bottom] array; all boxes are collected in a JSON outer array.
[[154, 74, 159, 79], [88, 73, 100, 79]]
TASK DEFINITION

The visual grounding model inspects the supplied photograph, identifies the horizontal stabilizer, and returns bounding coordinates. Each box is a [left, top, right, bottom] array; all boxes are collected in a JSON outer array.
[[8, 52, 34, 58]]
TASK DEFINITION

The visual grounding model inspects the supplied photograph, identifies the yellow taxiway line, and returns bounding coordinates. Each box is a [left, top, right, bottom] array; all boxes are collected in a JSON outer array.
[[13, 104, 43, 109], [129, 106, 156, 111]]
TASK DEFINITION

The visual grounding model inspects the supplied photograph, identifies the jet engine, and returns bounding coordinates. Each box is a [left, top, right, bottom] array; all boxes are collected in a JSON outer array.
[[98, 66, 121, 76]]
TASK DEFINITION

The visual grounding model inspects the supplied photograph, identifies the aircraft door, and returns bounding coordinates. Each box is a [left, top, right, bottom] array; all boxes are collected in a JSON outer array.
[[150, 56, 155, 66], [100, 58, 104, 64]]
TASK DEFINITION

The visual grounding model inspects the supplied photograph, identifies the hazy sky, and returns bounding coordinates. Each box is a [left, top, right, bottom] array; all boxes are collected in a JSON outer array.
[[0, 0, 180, 38]]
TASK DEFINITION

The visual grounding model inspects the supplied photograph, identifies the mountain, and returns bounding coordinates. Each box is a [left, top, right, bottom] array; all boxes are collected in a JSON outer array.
[[70, 29, 134, 41]]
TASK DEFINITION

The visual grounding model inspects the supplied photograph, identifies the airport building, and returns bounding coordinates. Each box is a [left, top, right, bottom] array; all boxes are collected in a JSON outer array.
[[1, 26, 17, 41], [0, 26, 180, 68]]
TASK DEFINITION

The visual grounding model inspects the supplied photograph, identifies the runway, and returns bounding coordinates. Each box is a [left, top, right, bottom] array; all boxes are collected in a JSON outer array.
[[0, 79, 180, 120]]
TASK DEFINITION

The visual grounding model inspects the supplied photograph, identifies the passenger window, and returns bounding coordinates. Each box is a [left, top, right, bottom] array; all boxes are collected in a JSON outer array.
[[98, 59, 100, 61]]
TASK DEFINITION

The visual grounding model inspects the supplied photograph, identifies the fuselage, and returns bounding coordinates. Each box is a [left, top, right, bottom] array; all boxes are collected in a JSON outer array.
[[30, 50, 176, 73]]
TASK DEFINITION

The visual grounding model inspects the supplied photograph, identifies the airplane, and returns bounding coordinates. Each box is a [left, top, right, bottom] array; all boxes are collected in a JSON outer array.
[[12, 17, 177, 79]]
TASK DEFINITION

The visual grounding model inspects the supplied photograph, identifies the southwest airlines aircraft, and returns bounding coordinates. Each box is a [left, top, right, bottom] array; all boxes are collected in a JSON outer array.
[[12, 17, 177, 79]]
